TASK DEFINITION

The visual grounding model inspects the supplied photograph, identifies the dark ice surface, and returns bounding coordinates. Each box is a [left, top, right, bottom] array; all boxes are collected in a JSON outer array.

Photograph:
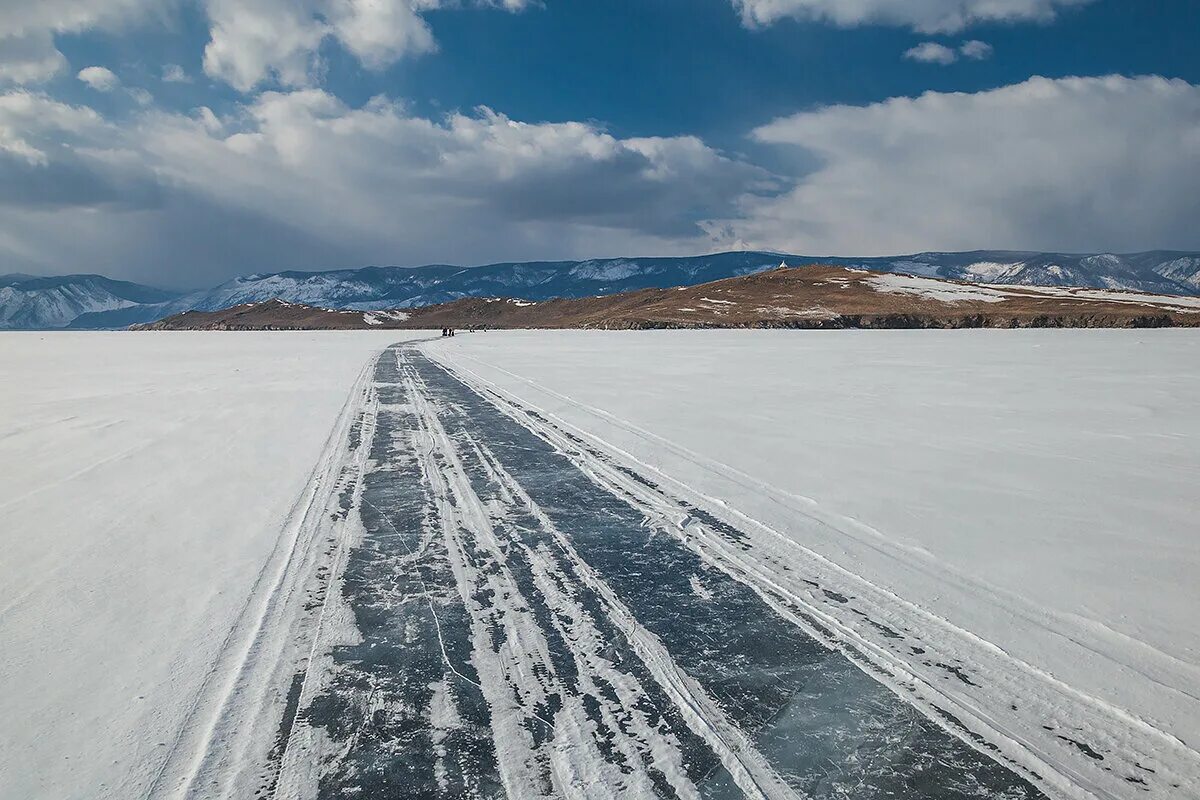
[[297, 344, 1047, 800]]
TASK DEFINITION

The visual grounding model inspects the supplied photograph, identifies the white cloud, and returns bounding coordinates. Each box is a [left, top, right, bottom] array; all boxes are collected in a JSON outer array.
[[904, 40, 993, 65], [0, 1, 168, 86], [708, 75, 1200, 255], [0, 0, 532, 93], [161, 64, 191, 83], [0, 0, 165, 36], [77, 66, 120, 91], [128, 87, 154, 106], [0, 90, 111, 167], [329, 0, 437, 69], [202, 0, 533, 92], [904, 42, 958, 65], [201, 0, 328, 92], [0, 89, 769, 285], [960, 39, 993, 59], [0, 32, 69, 85], [734, 0, 1092, 33]]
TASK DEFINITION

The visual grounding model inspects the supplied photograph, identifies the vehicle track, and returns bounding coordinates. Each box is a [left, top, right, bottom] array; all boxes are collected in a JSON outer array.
[[267, 344, 1051, 800]]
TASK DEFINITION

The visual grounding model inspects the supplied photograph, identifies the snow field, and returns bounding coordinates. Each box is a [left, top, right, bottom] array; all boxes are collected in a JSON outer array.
[[0, 331, 422, 800]]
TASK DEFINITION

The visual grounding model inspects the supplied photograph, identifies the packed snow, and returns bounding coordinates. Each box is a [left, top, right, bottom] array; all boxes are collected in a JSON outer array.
[[427, 329, 1200, 799], [1000, 284, 1200, 312], [0, 331, 421, 800], [363, 309, 411, 325], [868, 273, 1011, 303], [568, 259, 642, 282], [961, 261, 1025, 281]]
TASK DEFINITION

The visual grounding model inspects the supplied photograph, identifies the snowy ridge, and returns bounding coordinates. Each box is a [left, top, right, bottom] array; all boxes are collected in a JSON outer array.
[[364, 310, 411, 325], [868, 274, 1012, 304], [25, 250, 1200, 330], [868, 272, 1200, 312], [428, 344, 1200, 800], [992, 284, 1200, 312], [0, 274, 178, 329]]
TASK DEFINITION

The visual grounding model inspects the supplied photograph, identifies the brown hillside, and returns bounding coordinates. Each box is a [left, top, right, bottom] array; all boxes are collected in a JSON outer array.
[[136, 266, 1200, 331]]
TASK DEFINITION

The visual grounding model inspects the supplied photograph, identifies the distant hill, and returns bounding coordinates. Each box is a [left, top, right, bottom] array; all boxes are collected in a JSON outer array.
[[138, 265, 1200, 331], [5, 250, 1200, 330], [74, 252, 792, 329], [0, 274, 181, 330], [136, 300, 414, 331]]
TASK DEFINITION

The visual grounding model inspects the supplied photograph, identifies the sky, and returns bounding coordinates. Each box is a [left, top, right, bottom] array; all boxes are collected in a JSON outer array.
[[1, 0, 1198, 288]]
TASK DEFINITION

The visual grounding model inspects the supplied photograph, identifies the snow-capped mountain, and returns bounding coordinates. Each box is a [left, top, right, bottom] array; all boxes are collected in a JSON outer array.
[[853, 250, 1200, 293], [0, 274, 181, 330], [69, 253, 791, 328], [6, 251, 1198, 330]]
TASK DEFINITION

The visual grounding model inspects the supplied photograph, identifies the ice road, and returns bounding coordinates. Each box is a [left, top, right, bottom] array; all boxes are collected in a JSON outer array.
[[170, 339, 1195, 800], [255, 344, 1046, 800]]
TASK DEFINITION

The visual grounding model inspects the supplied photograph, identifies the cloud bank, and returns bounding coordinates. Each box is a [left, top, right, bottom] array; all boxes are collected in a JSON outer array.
[[0, 89, 770, 285], [734, 0, 1092, 33], [202, 0, 535, 91], [711, 75, 1200, 256], [0, 0, 532, 91], [2, 75, 1197, 286]]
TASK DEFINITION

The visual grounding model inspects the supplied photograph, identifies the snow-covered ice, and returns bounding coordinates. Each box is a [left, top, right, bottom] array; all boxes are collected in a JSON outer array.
[[428, 328, 1200, 799], [276, 343, 1050, 800], [4, 327, 1199, 800], [0, 331, 420, 800]]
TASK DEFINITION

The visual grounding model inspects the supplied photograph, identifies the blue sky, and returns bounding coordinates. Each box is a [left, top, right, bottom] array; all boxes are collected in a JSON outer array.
[[2, 0, 1198, 287]]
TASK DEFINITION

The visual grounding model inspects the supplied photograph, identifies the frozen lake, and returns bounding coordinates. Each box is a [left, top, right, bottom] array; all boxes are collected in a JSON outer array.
[[2, 329, 1197, 800]]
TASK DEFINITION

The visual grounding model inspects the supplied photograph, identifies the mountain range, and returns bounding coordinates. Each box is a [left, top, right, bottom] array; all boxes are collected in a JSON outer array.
[[0, 273, 180, 330], [139, 266, 1200, 331], [3, 250, 1199, 330]]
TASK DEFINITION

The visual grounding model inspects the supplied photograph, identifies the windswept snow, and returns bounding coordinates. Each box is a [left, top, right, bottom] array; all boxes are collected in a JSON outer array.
[[869, 273, 1011, 303], [868, 272, 1200, 313], [999, 284, 1200, 312], [0, 331, 420, 800], [569, 259, 643, 282], [364, 310, 411, 325], [961, 261, 1024, 281]]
